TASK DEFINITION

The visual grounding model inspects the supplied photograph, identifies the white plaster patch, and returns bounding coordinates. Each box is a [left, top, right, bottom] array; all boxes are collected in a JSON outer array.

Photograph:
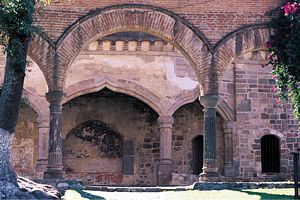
[[165, 57, 198, 90]]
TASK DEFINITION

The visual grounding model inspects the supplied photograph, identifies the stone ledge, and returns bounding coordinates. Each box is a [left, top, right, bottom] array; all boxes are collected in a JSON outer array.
[[71, 182, 294, 192], [193, 182, 294, 190], [34, 179, 85, 193]]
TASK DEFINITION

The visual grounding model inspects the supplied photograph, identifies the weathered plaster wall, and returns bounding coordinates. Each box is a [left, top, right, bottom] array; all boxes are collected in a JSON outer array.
[[65, 45, 198, 100], [12, 103, 39, 177]]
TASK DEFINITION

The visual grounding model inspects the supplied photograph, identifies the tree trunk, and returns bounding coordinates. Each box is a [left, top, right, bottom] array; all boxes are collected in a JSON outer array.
[[0, 36, 28, 185], [0, 1, 61, 198], [0, 38, 28, 133], [0, 37, 61, 199], [0, 128, 19, 198]]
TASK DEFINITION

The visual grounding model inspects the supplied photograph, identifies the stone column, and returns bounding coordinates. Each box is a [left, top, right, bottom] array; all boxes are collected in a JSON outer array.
[[157, 116, 174, 185], [199, 95, 219, 181], [43, 91, 64, 179], [223, 121, 235, 177], [35, 117, 49, 177]]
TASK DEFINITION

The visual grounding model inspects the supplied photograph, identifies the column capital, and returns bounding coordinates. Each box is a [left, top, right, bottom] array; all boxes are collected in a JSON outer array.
[[157, 116, 174, 129], [199, 95, 219, 108], [37, 120, 49, 129], [46, 91, 65, 104], [223, 121, 233, 134], [37, 117, 49, 128]]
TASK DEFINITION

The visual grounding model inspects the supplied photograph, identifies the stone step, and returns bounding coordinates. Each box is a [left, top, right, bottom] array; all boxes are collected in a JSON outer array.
[[86, 182, 295, 192], [193, 182, 295, 190], [85, 186, 191, 192]]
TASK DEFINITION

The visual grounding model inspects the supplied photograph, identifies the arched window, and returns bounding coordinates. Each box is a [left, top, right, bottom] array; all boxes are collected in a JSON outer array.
[[261, 135, 280, 173], [193, 135, 203, 175]]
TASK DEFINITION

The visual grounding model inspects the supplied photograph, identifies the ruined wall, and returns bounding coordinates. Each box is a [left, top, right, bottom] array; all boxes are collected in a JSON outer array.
[[171, 101, 224, 185], [220, 51, 299, 181], [12, 103, 39, 177], [62, 90, 159, 186]]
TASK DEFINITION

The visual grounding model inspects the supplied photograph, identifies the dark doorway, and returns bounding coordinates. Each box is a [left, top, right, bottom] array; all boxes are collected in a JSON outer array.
[[193, 135, 203, 175], [261, 135, 280, 173]]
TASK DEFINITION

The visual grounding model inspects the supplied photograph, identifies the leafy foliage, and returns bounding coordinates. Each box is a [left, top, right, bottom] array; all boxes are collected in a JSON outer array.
[[266, 0, 300, 120], [0, 0, 35, 69], [0, 0, 50, 70]]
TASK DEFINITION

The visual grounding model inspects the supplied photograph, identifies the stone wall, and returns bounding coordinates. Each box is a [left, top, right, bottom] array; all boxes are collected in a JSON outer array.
[[171, 101, 224, 185], [63, 121, 123, 185], [12, 103, 39, 177], [221, 51, 299, 181], [62, 90, 159, 186], [61, 90, 226, 186]]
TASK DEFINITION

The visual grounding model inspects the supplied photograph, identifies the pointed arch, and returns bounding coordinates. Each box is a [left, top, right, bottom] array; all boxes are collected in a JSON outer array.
[[63, 76, 165, 116]]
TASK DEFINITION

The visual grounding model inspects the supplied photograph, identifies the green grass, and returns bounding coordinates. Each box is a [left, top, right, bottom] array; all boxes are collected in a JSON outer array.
[[63, 188, 295, 200]]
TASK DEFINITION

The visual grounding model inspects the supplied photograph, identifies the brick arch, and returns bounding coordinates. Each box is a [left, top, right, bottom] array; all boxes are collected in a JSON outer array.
[[56, 4, 213, 94], [28, 35, 55, 89], [63, 76, 166, 116], [214, 25, 270, 86]]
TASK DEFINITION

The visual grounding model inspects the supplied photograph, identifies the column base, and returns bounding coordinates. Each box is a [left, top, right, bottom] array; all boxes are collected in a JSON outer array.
[[199, 159, 220, 182], [157, 159, 173, 186], [199, 171, 220, 182], [43, 166, 64, 179], [36, 158, 48, 173]]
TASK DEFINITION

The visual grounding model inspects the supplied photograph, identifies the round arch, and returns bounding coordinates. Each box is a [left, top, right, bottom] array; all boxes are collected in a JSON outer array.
[[55, 4, 214, 95], [63, 76, 166, 116], [214, 25, 270, 86]]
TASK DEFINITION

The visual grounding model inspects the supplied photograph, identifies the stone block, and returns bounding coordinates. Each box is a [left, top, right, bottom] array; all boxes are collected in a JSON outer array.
[[102, 41, 111, 51], [115, 41, 125, 51], [88, 41, 98, 51], [128, 41, 138, 51], [141, 41, 150, 51]]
